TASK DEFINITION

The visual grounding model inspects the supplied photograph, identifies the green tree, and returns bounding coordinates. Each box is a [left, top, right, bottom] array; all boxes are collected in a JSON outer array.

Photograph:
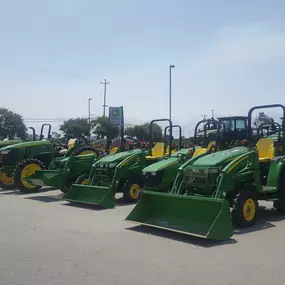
[[0, 108, 27, 139], [92, 116, 120, 139], [253, 112, 274, 128], [125, 123, 163, 141], [59, 118, 90, 138]]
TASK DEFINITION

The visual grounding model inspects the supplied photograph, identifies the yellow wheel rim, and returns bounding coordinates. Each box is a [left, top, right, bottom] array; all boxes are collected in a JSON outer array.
[[79, 150, 95, 155], [243, 198, 256, 222], [129, 184, 140, 199], [81, 179, 88, 185], [21, 164, 41, 188], [0, 172, 14, 185]]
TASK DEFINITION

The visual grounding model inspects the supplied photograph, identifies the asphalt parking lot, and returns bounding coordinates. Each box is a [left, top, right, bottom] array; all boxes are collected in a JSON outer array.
[[1, 188, 285, 285]]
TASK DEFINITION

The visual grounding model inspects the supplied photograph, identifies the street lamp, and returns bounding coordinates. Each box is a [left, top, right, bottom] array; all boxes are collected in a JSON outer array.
[[169, 65, 175, 121], [88, 98, 92, 138]]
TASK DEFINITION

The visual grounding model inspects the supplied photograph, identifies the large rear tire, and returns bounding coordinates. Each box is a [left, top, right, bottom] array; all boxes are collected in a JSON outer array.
[[232, 188, 258, 228], [71, 146, 101, 156], [14, 159, 46, 193]]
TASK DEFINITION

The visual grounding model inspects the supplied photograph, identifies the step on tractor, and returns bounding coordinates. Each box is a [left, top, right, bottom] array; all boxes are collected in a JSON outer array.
[[22, 125, 125, 193], [126, 104, 285, 241], [0, 124, 100, 192], [63, 119, 177, 208]]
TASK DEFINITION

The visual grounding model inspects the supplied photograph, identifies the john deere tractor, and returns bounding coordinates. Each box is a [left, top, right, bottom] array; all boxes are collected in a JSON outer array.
[[126, 104, 285, 241], [63, 119, 176, 208], [0, 124, 100, 191], [22, 125, 125, 193]]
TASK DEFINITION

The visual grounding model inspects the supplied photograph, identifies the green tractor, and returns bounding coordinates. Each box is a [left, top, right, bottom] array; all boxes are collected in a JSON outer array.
[[0, 124, 100, 191], [141, 115, 250, 195], [22, 125, 126, 193], [126, 104, 285, 241], [63, 119, 177, 208]]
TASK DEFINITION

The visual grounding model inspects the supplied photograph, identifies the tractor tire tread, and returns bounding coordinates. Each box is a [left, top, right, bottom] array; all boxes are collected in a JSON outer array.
[[123, 178, 143, 203], [232, 188, 258, 228], [14, 158, 46, 193], [71, 145, 101, 156], [75, 174, 89, 185]]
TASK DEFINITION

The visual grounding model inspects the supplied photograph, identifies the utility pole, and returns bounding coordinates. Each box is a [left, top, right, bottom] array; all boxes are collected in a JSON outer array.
[[169, 65, 175, 121], [100, 79, 110, 117], [201, 114, 208, 127], [88, 98, 92, 138]]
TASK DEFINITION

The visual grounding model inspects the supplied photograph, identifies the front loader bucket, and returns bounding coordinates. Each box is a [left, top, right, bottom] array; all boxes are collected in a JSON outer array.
[[125, 191, 233, 241], [24, 170, 64, 188], [63, 184, 115, 209]]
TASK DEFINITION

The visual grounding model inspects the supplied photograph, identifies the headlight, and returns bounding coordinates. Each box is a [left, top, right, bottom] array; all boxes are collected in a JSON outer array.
[[109, 162, 118, 168]]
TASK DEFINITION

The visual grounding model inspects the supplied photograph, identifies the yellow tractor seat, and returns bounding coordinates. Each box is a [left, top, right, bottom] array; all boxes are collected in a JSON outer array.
[[256, 138, 274, 162], [193, 148, 207, 157], [206, 141, 216, 151], [109, 147, 119, 154], [146, 142, 165, 159], [165, 145, 176, 155], [67, 138, 77, 150]]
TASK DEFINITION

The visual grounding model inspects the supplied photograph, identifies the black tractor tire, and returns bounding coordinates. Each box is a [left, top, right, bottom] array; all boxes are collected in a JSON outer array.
[[123, 178, 143, 203], [71, 145, 101, 156], [232, 188, 258, 228], [74, 175, 89, 185], [14, 159, 46, 193], [0, 179, 15, 190], [274, 175, 285, 214]]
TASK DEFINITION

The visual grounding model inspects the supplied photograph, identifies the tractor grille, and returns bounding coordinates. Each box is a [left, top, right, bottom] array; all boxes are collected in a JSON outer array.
[[93, 167, 115, 184], [183, 168, 219, 188], [143, 170, 165, 188], [0, 151, 17, 167]]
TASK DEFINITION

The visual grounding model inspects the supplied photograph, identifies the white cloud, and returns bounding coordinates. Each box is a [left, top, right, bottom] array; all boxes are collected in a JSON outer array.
[[2, 21, 285, 136]]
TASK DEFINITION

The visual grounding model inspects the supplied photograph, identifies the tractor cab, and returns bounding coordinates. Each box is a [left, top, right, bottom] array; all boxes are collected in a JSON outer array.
[[217, 116, 248, 141]]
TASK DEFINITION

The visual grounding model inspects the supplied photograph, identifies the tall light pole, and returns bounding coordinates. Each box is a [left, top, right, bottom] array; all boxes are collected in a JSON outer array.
[[211, 109, 214, 118], [88, 98, 92, 138], [100, 79, 110, 117], [169, 65, 175, 121]]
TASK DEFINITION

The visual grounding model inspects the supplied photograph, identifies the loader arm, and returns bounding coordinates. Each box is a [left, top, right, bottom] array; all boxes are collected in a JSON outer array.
[[214, 150, 259, 199]]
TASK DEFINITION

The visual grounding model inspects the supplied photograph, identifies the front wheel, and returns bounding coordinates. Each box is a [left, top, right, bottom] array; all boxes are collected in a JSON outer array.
[[75, 175, 89, 185], [232, 188, 258, 228], [0, 173, 15, 189], [14, 159, 46, 193], [123, 179, 143, 203]]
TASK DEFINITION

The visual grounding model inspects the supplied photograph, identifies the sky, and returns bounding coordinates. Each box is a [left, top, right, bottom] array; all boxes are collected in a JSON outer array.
[[1, 0, 285, 136]]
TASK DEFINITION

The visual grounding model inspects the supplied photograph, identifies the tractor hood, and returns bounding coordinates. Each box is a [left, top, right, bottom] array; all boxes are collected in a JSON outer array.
[[192, 146, 249, 168], [143, 149, 191, 172], [0, 140, 52, 151], [0, 140, 22, 147], [98, 149, 143, 164]]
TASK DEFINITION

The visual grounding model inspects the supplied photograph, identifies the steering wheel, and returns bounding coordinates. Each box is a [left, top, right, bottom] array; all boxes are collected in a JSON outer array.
[[177, 153, 188, 162]]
